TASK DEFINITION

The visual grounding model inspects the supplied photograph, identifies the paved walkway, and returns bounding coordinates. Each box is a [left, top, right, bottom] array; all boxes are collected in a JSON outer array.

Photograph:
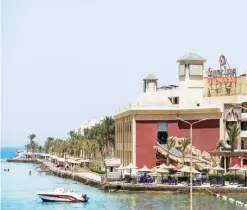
[[39, 159, 102, 182]]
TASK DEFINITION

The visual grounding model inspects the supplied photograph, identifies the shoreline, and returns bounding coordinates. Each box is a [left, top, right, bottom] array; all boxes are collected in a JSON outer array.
[[6, 158, 247, 195]]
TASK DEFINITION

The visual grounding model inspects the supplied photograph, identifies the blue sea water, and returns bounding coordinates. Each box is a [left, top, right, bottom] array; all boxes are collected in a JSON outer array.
[[1, 147, 23, 159], [1, 147, 247, 210]]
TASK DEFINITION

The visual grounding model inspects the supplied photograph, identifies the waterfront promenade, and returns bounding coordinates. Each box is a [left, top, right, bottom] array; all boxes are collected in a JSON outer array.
[[7, 157, 247, 194], [37, 159, 102, 185]]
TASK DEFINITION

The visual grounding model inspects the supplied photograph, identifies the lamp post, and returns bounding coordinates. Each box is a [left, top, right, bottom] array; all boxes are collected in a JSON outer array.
[[176, 117, 208, 210]]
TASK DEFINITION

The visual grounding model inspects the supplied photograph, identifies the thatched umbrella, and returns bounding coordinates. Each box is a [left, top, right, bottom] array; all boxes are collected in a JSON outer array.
[[166, 164, 176, 170], [138, 165, 151, 173], [116, 165, 125, 180], [212, 165, 225, 184], [229, 164, 241, 182], [178, 165, 200, 174], [156, 167, 169, 183], [156, 163, 167, 168], [125, 163, 138, 180], [240, 166, 247, 187]]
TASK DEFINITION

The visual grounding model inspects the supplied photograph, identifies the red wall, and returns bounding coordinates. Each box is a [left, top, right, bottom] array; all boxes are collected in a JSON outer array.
[[136, 121, 157, 168], [231, 157, 241, 167], [168, 119, 220, 152]]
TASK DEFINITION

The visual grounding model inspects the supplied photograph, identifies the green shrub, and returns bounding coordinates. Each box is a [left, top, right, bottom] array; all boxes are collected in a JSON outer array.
[[224, 173, 240, 181], [90, 167, 105, 174], [208, 173, 240, 181]]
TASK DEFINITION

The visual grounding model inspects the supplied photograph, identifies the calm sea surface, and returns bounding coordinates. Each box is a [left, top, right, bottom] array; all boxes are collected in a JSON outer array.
[[1, 147, 247, 210]]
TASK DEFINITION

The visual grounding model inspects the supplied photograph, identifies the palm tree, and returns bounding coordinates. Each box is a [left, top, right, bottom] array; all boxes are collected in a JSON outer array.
[[213, 139, 226, 167], [166, 137, 176, 165], [181, 138, 191, 166], [101, 116, 115, 157], [67, 130, 76, 138], [227, 123, 241, 166], [27, 134, 37, 153], [44, 137, 54, 153]]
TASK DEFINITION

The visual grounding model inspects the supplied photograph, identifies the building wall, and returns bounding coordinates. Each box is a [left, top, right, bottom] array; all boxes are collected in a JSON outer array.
[[115, 115, 133, 166], [231, 157, 241, 167], [136, 121, 157, 168], [168, 119, 220, 152]]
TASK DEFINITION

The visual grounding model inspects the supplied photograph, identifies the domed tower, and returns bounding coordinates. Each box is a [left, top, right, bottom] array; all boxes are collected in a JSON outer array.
[[177, 53, 206, 106], [143, 74, 158, 92]]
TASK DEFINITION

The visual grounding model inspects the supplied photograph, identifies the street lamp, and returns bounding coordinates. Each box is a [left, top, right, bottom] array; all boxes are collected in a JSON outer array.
[[176, 117, 208, 210]]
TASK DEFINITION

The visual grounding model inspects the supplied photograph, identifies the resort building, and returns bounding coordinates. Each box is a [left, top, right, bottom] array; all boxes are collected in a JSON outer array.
[[76, 118, 104, 136], [114, 53, 247, 169]]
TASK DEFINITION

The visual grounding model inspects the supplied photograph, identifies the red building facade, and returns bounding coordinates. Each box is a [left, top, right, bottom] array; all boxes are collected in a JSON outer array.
[[135, 119, 220, 168]]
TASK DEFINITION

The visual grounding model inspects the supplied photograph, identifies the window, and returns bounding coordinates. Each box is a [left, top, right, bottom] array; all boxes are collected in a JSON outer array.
[[174, 97, 179, 105], [243, 159, 247, 166], [158, 131, 168, 144], [241, 122, 247, 131]]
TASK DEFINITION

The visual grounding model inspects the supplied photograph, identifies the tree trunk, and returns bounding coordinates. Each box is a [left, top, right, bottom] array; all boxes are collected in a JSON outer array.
[[182, 153, 185, 166], [166, 154, 170, 165]]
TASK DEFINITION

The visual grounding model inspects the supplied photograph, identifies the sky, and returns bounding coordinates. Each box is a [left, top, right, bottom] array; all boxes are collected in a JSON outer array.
[[2, 0, 247, 147]]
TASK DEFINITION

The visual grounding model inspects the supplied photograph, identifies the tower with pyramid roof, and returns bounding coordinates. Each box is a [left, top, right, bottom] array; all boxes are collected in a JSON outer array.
[[177, 53, 206, 106]]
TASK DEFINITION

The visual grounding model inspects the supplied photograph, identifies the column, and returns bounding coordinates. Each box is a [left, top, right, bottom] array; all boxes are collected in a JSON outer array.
[[132, 114, 136, 166], [224, 155, 226, 171]]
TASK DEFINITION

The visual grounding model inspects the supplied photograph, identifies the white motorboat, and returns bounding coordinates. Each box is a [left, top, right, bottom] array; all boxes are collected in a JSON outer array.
[[37, 188, 89, 202]]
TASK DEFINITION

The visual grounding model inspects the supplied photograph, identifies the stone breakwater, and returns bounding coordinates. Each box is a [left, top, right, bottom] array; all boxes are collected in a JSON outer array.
[[103, 183, 247, 194], [37, 159, 102, 188], [7, 158, 38, 163]]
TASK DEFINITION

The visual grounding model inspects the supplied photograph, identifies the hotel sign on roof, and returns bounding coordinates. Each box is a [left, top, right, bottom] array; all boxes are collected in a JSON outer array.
[[207, 55, 237, 84]]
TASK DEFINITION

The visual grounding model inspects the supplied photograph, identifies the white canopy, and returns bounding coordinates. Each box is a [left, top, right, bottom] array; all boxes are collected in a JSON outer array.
[[157, 163, 167, 168], [212, 165, 225, 171], [241, 166, 247, 172], [138, 165, 151, 172], [125, 163, 138, 169], [229, 164, 241, 171], [149, 172, 160, 177], [166, 164, 176, 170], [178, 165, 200, 174], [156, 167, 169, 173]]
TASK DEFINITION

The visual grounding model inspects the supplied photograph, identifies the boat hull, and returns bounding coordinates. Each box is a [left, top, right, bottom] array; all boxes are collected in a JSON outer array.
[[38, 194, 88, 202]]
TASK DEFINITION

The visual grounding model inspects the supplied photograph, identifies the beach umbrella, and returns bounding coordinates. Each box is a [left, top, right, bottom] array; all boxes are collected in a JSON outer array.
[[228, 164, 241, 182], [151, 166, 158, 172], [149, 172, 160, 177], [166, 164, 176, 170], [212, 165, 225, 184], [240, 166, 247, 187], [156, 167, 169, 183], [156, 163, 167, 168], [125, 163, 138, 180], [178, 165, 200, 174], [138, 165, 151, 173], [116, 165, 125, 180]]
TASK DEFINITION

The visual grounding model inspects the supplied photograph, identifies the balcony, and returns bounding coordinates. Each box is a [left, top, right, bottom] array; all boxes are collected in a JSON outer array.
[[241, 131, 247, 138], [242, 113, 247, 121]]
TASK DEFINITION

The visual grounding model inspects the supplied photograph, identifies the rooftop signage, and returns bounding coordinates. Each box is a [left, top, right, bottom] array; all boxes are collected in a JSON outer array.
[[207, 55, 237, 84]]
